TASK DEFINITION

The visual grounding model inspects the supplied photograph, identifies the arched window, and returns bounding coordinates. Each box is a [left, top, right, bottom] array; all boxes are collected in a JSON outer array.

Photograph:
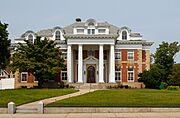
[[55, 31, 61, 40], [28, 34, 33, 43], [88, 22, 95, 26], [122, 31, 127, 40]]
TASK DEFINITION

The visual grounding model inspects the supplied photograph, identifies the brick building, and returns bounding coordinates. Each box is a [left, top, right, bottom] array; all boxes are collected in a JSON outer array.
[[14, 18, 153, 88]]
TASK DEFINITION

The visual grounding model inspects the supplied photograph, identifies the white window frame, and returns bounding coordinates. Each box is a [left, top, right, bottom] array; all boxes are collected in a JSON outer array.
[[115, 71, 121, 81], [61, 51, 67, 60], [127, 69, 134, 82], [115, 51, 121, 60], [122, 30, 127, 40], [87, 29, 95, 35], [76, 29, 84, 34], [127, 50, 134, 60], [27, 34, 34, 43], [61, 71, 67, 81], [21, 72, 28, 82], [98, 28, 106, 34], [55, 30, 61, 40]]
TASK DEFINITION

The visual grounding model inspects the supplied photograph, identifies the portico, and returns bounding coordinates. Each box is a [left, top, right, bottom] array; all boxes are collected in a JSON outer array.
[[66, 36, 116, 84]]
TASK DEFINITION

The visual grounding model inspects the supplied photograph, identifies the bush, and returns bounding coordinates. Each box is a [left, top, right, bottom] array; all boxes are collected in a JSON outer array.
[[138, 65, 166, 89], [159, 82, 168, 89], [167, 86, 179, 90]]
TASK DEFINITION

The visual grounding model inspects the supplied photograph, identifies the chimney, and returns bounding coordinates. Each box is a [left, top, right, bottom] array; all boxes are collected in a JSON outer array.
[[76, 17, 81, 22]]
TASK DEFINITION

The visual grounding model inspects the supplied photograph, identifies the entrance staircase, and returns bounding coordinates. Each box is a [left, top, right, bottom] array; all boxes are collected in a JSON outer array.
[[69, 83, 117, 89]]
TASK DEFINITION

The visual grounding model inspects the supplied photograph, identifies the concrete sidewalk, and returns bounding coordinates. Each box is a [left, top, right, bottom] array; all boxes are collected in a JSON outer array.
[[0, 112, 180, 118], [17, 89, 97, 109]]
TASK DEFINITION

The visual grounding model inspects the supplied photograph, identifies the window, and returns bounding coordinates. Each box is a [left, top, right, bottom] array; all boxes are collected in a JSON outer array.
[[122, 31, 127, 40], [128, 68, 134, 81], [128, 50, 134, 60], [115, 71, 121, 81], [115, 50, 121, 60], [21, 72, 28, 82], [115, 65, 121, 81], [98, 29, 106, 33], [28, 34, 33, 43], [61, 52, 67, 60], [61, 71, 67, 80], [88, 29, 95, 35], [77, 29, 84, 34], [55, 31, 61, 40]]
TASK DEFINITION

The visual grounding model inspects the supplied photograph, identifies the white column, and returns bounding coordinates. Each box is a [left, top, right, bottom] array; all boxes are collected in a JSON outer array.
[[99, 44, 104, 83], [109, 45, 115, 83], [67, 45, 72, 83], [78, 45, 83, 83]]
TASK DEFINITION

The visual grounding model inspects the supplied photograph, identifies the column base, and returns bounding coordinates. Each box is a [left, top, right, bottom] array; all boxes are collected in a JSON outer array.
[[108, 82, 116, 83], [77, 82, 84, 84], [98, 82, 105, 84]]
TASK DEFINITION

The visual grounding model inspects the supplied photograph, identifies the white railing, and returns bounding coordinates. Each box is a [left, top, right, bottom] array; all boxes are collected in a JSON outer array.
[[0, 78, 15, 90]]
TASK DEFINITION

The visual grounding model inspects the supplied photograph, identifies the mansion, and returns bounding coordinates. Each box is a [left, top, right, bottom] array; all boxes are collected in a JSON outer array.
[[14, 18, 153, 88]]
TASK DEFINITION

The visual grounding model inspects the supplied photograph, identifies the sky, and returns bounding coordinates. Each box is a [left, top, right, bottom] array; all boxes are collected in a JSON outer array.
[[0, 0, 180, 62]]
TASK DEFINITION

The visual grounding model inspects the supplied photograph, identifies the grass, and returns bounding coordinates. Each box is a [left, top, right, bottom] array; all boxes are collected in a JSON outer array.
[[0, 88, 78, 107], [47, 89, 180, 107]]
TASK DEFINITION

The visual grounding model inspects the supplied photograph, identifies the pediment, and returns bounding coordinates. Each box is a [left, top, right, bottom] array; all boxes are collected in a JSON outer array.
[[84, 56, 98, 62]]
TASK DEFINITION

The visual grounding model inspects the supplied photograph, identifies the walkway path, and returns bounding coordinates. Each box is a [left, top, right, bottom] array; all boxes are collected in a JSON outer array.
[[17, 89, 97, 109], [1, 112, 180, 118]]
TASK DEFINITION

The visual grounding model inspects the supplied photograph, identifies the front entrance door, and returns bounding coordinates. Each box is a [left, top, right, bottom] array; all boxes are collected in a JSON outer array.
[[87, 65, 96, 83]]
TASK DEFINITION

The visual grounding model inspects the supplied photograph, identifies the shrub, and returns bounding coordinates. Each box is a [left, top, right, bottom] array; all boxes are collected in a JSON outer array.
[[167, 86, 179, 90], [159, 82, 168, 89]]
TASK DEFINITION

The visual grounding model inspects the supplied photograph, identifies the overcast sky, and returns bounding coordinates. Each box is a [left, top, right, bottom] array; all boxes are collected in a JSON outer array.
[[0, 0, 180, 62]]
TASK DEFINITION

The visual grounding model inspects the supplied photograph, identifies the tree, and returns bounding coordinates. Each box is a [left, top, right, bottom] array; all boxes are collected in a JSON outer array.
[[138, 64, 166, 89], [0, 21, 11, 70], [10, 37, 65, 87], [167, 64, 180, 86], [154, 41, 180, 82], [139, 41, 180, 88]]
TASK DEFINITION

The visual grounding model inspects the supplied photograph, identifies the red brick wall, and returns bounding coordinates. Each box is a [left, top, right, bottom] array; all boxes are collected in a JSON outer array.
[[134, 64, 138, 82], [134, 49, 138, 61], [142, 64, 146, 72], [122, 49, 127, 61], [27, 72, 34, 83], [122, 63, 127, 82], [142, 50, 146, 62]]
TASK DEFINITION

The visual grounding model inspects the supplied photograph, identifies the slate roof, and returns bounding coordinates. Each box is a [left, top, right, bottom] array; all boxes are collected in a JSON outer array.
[[17, 18, 143, 39]]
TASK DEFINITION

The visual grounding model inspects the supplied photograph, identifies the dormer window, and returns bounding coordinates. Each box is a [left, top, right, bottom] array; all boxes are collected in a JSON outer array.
[[98, 29, 106, 33], [28, 34, 33, 43], [88, 29, 95, 35], [122, 31, 127, 40], [77, 29, 84, 34], [88, 22, 95, 26], [55, 31, 61, 40]]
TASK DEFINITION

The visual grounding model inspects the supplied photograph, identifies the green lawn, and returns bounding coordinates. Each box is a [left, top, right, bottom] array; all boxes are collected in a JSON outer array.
[[47, 89, 180, 107], [0, 89, 78, 107]]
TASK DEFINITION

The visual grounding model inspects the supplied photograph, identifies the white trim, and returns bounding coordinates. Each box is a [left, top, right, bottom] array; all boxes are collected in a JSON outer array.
[[127, 69, 134, 82], [27, 33, 35, 43], [55, 30, 61, 40], [115, 50, 121, 60], [21, 72, 28, 82], [61, 71, 67, 80], [115, 71, 121, 81], [115, 44, 142, 49], [127, 50, 134, 60], [67, 38, 115, 45]]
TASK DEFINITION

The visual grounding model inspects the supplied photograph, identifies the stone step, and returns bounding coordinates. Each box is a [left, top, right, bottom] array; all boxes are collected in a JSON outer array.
[[16, 108, 38, 114], [70, 83, 117, 89]]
